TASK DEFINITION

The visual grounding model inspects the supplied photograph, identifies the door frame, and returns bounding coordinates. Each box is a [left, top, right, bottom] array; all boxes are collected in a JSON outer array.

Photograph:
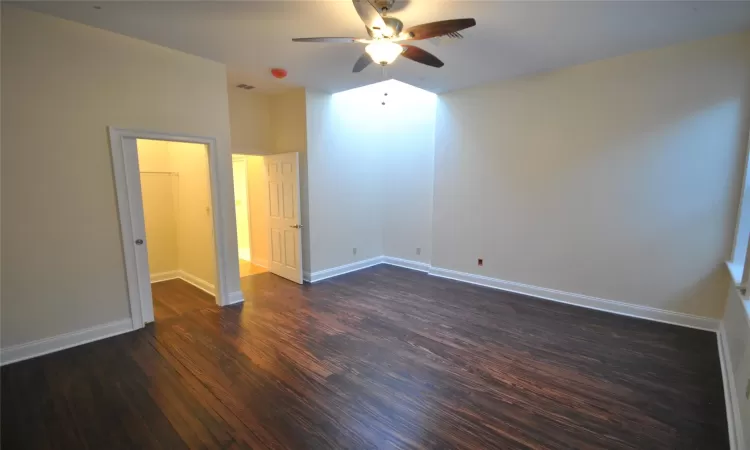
[[108, 127, 238, 330]]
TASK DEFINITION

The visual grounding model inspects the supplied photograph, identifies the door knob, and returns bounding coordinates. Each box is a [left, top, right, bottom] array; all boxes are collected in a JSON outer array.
[[135, 239, 144, 245], [289, 224, 303, 229]]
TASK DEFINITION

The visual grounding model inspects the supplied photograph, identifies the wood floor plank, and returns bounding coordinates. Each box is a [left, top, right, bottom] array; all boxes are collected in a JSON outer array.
[[1, 266, 728, 449], [152, 278, 217, 322]]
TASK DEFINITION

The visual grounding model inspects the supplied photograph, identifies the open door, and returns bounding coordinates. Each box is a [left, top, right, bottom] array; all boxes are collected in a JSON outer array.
[[265, 153, 303, 284]]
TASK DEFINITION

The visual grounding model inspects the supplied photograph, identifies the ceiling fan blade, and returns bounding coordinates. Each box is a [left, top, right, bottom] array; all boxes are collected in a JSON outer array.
[[401, 45, 444, 68], [353, 53, 373, 73], [352, 0, 386, 32], [401, 18, 476, 40], [292, 37, 361, 43]]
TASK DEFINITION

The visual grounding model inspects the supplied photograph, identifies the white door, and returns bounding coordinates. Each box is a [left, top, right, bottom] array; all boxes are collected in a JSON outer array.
[[265, 153, 303, 284]]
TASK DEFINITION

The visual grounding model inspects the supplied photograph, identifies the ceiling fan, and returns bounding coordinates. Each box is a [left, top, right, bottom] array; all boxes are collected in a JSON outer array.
[[292, 0, 476, 72]]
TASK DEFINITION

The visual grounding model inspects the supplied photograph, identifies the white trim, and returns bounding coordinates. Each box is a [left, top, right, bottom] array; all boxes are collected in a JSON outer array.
[[227, 291, 245, 305], [718, 324, 744, 450], [304, 256, 384, 283], [252, 258, 268, 269], [726, 260, 743, 285], [0, 319, 133, 366], [382, 256, 430, 272], [428, 266, 720, 331], [150, 270, 180, 283], [109, 127, 237, 330], [178, 270, 215, 296], [109, 132, 149, 329], [729, 131, 750, 265], [724, 262, 750, 320]]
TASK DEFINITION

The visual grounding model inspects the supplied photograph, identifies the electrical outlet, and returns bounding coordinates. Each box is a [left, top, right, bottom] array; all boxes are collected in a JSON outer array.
[[478, 258, 483, 267], [353, 247, 357, 256], [416, 247, 421, 255]]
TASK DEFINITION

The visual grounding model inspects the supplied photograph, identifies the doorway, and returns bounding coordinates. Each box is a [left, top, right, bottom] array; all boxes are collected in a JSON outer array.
[[231, 152, 304, 284], [137, 138, 217, 321], [109, 128, 241, 330], [232, 155, 269, 278]]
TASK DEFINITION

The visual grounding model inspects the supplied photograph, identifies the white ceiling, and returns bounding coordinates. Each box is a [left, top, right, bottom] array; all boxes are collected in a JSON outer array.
[[15, 1, 750, 94]]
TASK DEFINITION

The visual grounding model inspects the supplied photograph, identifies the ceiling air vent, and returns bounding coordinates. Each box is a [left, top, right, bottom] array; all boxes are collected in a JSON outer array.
[[236, 84, 255, 90]]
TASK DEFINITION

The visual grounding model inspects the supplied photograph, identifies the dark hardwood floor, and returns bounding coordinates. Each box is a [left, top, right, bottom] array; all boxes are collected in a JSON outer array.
[[152, 278, 217, 322], [1, 265, 728, 449]]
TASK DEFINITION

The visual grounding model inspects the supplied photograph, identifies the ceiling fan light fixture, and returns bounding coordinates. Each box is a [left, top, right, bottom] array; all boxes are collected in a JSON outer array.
[[365, 41, 403, 65]]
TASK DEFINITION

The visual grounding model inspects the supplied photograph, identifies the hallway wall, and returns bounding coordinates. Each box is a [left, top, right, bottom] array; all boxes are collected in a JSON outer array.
[[171, 142, 216, 288], [138, 140, 179, 275], [247, 156, 270, 267]]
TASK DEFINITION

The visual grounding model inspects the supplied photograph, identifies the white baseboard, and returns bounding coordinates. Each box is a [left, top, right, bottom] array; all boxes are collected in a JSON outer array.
[[150, 270, 215, 296], [301, 256, 720, 331], [150, 270, 180, 283], [304, 256, 384, 283], [427, 266, 720, 331], [227, 290, 245, 305], [383, 256, 431, 272], [0, 318, 133, 366], [252, 258, 268, 269], [178, 270, 215, 296], [718, 324, 744, 450]]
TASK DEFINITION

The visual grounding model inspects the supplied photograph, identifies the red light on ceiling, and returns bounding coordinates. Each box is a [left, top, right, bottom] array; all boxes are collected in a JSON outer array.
[[271, 68, 288, 79]]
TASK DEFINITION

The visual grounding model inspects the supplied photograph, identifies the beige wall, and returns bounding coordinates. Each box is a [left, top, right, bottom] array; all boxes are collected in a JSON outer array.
[[138, 140, 179, 275], [228, 88, 272, 154], [433, 31, 750, 318], [247, 156, 270, 267], [140, 175, 179, 274], [270, 89, 308, 155], [1, 6, 238, 348], [228, 87, 307, 156], [137, 139, 172, 172], [232, 159, 251, 258]]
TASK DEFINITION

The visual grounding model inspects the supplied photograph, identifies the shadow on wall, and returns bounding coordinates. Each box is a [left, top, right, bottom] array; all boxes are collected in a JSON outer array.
[[304, 80, 437, 273]]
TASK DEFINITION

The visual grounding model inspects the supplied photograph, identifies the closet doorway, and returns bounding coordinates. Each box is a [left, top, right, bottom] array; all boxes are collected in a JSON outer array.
[[109, 128, 240, 330], [137, 139, 218, 322]]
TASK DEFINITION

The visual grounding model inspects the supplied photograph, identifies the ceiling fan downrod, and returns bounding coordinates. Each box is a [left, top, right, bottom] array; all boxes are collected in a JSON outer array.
[[372, 0, 396, 15]]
